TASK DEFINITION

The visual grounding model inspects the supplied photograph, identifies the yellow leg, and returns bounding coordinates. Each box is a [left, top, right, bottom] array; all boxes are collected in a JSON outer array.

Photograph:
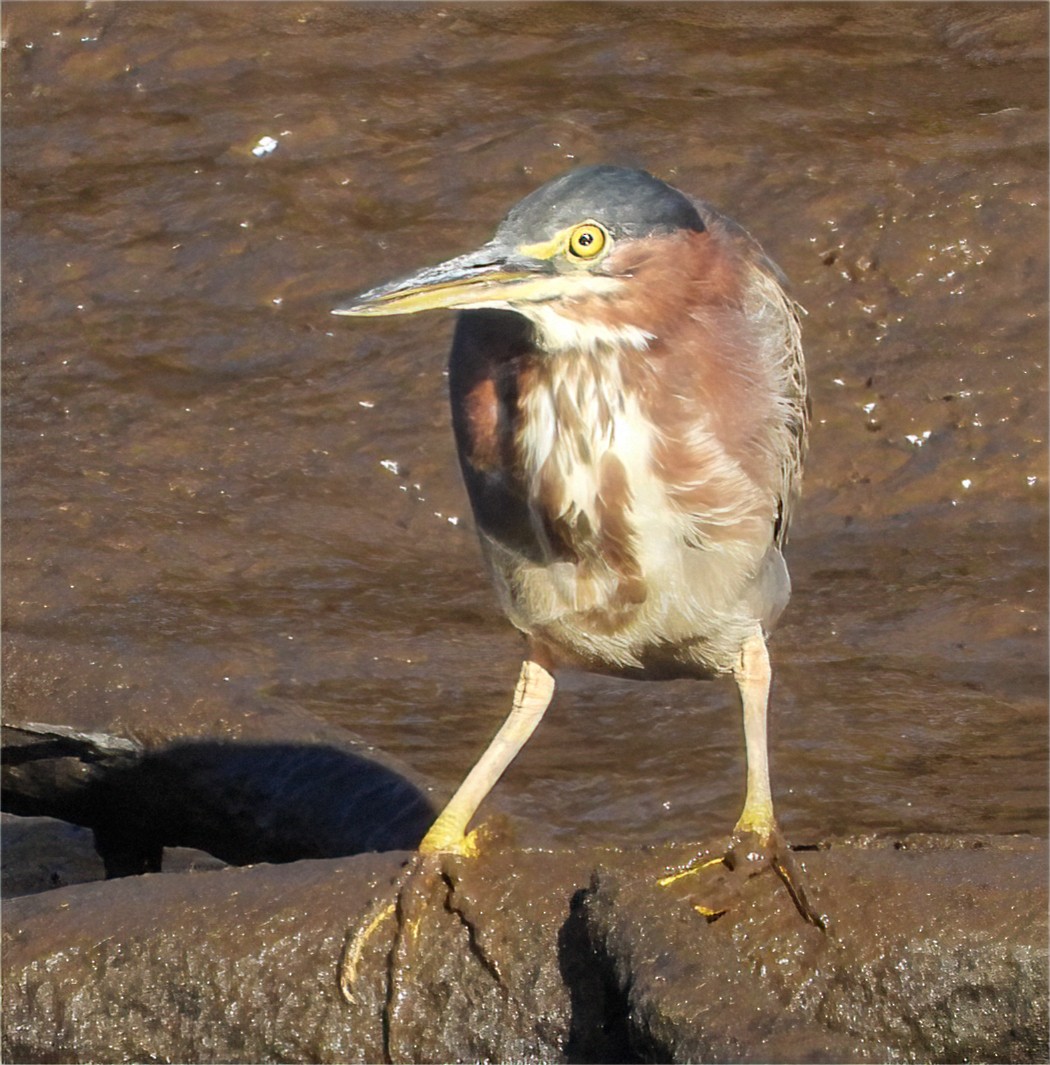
[[659, 625, 825, 928], [339, 658, 556, 1005], [732, 625, 776, 841], [419, 658, 556, 855], [730, 625, 825, 928]]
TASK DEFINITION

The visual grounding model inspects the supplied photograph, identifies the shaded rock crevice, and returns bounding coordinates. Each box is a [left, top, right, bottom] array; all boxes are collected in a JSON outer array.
[[557, 884, 640, 1064]]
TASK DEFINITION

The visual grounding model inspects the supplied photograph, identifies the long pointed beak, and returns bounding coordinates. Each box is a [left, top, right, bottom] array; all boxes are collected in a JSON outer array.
[[332, 242, 558, 318]]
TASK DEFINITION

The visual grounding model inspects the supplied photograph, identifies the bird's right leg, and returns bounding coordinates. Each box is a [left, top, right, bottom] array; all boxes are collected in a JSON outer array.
[[419, 657, 556, 855], [338, 657, 556, 1006], [725, 628, 823, 925]]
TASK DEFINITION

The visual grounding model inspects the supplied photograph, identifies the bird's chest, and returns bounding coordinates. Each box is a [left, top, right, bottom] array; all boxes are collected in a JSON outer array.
[[449, 315, 692, 636], [518, 355, 623, 542], [510, 351, 686, 612]]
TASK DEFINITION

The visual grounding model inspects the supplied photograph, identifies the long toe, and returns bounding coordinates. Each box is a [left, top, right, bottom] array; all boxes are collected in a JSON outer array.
[[658, 840, 740, 921]]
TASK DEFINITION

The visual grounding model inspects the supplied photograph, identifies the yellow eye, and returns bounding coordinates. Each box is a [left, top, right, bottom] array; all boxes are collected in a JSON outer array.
[[567, 222, 607, 260]]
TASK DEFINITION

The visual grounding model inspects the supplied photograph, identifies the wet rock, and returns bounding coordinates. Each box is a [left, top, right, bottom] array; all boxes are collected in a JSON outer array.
[[3, 854, 398, 1065], [0, 812, 105, 897], [0, 846, 607, 1064], [1, 812, 226, 898], [2, 835, 1045, 1063], [585, 834, 1049, 1063]]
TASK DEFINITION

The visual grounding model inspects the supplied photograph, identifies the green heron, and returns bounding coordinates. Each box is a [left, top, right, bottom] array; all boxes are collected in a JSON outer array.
[[334, 165, 818, 923]]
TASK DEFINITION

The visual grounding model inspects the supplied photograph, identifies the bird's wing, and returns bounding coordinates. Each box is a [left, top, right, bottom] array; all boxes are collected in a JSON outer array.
[[692, 199, 810, 549]]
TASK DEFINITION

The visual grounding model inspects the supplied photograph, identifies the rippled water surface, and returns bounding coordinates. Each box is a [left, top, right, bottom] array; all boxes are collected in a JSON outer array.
[[3, 2, 1047, 849]]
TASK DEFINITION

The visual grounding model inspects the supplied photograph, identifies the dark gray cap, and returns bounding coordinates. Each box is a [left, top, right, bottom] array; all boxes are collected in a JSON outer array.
[[495, 165, 705, 244]]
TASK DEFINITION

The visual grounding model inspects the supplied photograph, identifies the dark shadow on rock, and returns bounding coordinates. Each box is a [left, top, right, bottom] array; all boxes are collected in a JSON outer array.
[[1, 812, 107, 896], [3, 723, 435, 875], [1, 812, 227, 897], [557, 886, 639, 1064]]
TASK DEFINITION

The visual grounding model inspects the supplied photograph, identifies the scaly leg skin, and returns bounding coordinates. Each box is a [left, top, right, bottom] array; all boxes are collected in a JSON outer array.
[[661, 627, 826, 929], [338, 658, 557, 1006]]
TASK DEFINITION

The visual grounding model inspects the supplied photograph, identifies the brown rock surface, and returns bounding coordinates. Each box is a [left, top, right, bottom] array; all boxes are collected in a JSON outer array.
[[586, 834, 1048, 1063], [2, 834, 1045, 1063]]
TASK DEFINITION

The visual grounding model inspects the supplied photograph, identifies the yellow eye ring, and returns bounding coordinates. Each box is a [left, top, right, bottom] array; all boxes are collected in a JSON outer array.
[[567, 222, 608, 260]]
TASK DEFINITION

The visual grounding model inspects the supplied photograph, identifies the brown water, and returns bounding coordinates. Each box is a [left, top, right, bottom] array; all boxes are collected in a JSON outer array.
[[3, 2, 1047, 851]]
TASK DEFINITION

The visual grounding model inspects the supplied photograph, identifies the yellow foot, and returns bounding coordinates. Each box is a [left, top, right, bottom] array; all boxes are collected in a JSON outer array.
[[338, 819, 510, 1007], [418, 813, 512, 858], [338, 860, 423, 1005], [659, 828, 827, 930], [658, 853, 731, 919], [338, 852, 455, 1062], [418, 825, 483, 858]]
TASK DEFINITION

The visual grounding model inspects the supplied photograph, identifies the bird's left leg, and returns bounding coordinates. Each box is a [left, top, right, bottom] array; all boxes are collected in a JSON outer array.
[[662, 626, 825, 927], [732, 623, 777, 840]]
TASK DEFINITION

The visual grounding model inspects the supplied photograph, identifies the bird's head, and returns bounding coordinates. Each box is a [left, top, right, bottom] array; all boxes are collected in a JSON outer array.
[[333, 165, 708, 351]]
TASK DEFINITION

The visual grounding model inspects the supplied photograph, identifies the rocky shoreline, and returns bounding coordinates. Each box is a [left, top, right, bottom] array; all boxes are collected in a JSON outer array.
[[3, 828, 1046, 1063]]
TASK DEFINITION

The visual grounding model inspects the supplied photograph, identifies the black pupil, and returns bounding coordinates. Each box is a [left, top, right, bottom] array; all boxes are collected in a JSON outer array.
[[578, 231, 594, 247]]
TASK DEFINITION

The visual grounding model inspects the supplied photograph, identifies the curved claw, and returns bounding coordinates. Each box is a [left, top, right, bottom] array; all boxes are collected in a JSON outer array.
[[336, 852, 441, 1005], [339, 899, 397, 1004]]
